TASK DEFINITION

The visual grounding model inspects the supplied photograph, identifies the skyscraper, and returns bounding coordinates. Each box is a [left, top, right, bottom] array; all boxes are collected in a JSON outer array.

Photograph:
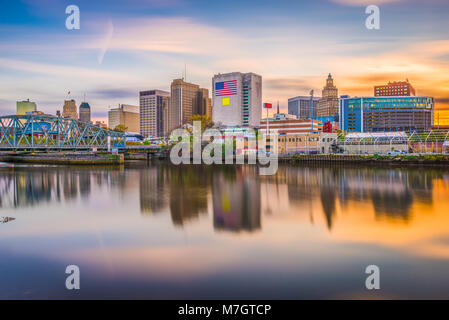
[[139, 90, 170, 137], [212, 72, 262, 128], [196, 88, 212, 118], [16, 99, 37, 115], [79, 102, 91, 123], [316, 74, 339, 117], [374, 80, 416, 96], [168, 79, 210, 132], [108, 104, 140, 132], [288, 96, 321, 119], [340, 96, 434, 132], [62, 99, 78, 119]]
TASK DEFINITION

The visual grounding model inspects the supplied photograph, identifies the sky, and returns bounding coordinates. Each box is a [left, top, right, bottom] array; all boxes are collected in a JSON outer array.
[[1, 0, 449, 124]]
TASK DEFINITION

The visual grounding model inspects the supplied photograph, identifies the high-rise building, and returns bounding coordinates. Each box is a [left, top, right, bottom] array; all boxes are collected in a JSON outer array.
[[168, 79, 210, 132], [288, 96, 321, 119], [16, 99, 37, 115], [108, 104, 140, 132], [62, 99, 78, 119], [340, 96, 434, 132], [316, 74, 339, 117], [374, 80, 416, 96], [79, 102, 91, 123], [212, 72, 262, 128], [139, 90, 170, 138], [94, 121, 108, 129], [197, 88, 212, 118]]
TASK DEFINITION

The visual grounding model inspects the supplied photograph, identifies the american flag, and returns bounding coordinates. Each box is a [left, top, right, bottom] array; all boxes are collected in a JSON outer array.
[[215, 80, 237, 96]]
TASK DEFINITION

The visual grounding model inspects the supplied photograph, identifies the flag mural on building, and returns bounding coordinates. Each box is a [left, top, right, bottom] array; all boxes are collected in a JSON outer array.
[[212, 72, 262, 128], [215, 80, 237, 96], [215, 80, 238, 107]]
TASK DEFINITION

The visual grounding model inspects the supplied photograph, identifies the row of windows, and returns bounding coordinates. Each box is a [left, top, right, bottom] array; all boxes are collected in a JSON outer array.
[[276, 137, 320, 143]]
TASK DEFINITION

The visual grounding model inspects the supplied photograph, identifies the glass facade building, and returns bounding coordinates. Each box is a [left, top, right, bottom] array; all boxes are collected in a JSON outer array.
[[288, 96, 321, 119], [340, 96, 434, 133]]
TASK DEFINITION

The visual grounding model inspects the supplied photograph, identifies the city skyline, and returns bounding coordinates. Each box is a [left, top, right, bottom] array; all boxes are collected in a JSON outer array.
[[1, 0, 449, 124]]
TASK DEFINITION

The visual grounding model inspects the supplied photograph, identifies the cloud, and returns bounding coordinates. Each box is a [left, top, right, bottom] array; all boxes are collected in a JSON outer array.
[[265, 78, 311, 92], [89, 88, 137, 99], [2, 4, 449, 123], [81, 17, 241, 56], [436, 98, 449, 105], [0, 57, 132, 81], [330, 0, 403, 6], [98, 20, 114, 64]]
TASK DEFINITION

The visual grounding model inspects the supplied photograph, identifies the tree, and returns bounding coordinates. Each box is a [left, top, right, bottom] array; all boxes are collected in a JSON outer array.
[[113, 124, 128, 133], [189, 114, 214, 132]]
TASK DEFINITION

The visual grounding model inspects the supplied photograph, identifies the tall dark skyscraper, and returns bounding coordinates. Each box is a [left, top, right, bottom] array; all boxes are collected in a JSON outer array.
[[79, 102, 91, 123]]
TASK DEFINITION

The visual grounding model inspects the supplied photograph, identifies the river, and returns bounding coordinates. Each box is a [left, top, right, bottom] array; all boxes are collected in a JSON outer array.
[[1, 161, 449, 299]]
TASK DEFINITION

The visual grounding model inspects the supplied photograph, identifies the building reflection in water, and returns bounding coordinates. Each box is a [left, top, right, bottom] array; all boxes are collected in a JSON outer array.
[[0, 166, 119, 209], [168, 165, 209, 226], [0, 163, 441, 231], [140, 166, 168, 215], [212, 166, 261, 233]]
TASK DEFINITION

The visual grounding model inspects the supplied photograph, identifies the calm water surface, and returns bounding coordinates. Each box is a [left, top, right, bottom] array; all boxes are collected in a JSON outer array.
[[1, 161, 449, 299]]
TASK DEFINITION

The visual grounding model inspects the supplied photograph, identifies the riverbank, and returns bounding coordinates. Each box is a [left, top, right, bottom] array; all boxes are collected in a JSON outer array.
[[0, 152, 124, 165], [282, 154, 449, 166], [1, 151, 449, 167]]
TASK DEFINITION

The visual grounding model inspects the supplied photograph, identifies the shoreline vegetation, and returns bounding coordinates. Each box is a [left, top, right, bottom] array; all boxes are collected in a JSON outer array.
[[284, 153, 449, 167], [1, 151, 449, 166], [0, 152, 124, 165]]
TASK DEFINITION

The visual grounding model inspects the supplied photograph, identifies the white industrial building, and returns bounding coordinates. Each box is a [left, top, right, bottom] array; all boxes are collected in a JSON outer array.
[[212, 72, 262, 128]]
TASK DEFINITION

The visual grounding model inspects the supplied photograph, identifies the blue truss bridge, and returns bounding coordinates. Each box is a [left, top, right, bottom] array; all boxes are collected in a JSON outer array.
[[0, 115, 125, 151]]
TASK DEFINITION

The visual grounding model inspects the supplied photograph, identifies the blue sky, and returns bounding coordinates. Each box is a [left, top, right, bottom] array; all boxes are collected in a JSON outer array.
[[1, 0, 449, 122]]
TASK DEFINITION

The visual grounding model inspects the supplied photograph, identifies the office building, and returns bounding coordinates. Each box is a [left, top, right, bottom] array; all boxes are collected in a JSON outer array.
[[139, 90, 170, 137], [340, 96, 434, 133], [168, 79, 210, 132], [374, 80, 416, 97], [16, 99, 37, 115], [197, 88, 212, 118], [212, 72, 262, 128], [108, 104, 140, 132], [79, 102, 91, 123], [288, 96, 321, 119], [62, 99, 78, 119], [317, 74, 339, 117], [260, 117, 322, 136], [95, 121, 108, 129]]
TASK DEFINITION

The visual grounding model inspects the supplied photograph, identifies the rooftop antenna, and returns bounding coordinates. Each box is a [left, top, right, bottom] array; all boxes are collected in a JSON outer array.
[[184, 63, 187, 82], [277, 101, 280, 114]]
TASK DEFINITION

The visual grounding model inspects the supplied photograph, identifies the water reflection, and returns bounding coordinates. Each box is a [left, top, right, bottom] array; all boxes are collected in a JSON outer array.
[[1, 162, 449, 299], [0, 163, 442, 231], [212, 166, 261, 232]]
